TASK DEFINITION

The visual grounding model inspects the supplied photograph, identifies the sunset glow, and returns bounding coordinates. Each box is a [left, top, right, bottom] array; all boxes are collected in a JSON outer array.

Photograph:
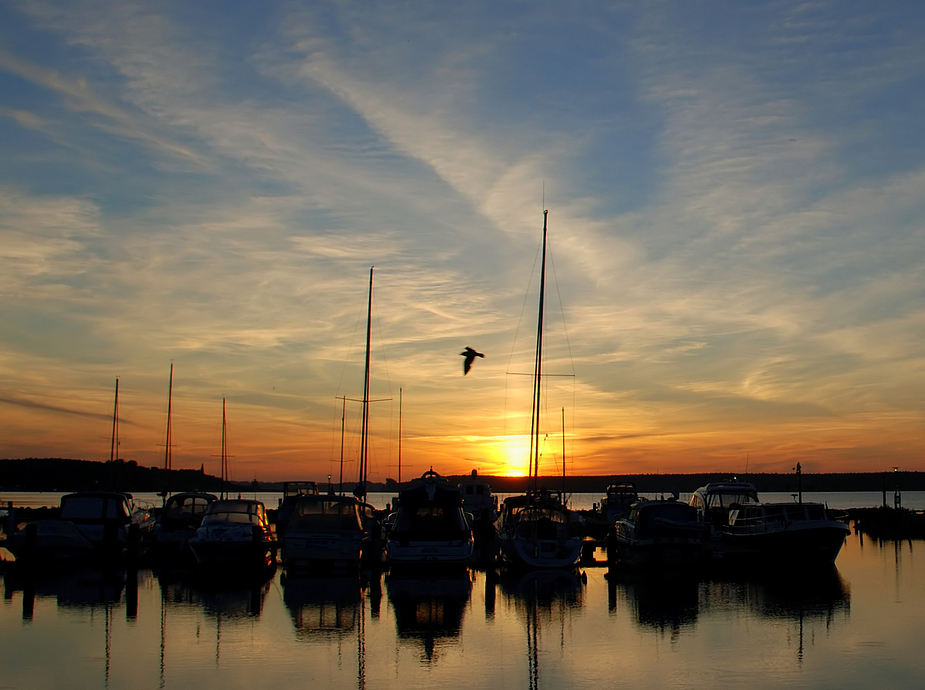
[[2, 2, 925, 481]]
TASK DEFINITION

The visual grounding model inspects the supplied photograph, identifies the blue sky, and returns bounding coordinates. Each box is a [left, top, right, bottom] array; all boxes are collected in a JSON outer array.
[[2, 0, 924, 482]]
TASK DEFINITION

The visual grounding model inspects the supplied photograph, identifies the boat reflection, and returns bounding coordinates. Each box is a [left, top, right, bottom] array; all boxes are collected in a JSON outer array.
[[281, 572, 362, 639], [3, 564, 130, 620], [156, 567, 272, 618], [385, 571, 472, 663], [606, 568, 699, 638], [701, 567, 850, 621], [607, 563, 850, 649]]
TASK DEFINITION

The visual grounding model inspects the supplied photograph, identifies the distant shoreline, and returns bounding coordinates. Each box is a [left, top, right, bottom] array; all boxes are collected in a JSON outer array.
[[1, 457, 922, 494]]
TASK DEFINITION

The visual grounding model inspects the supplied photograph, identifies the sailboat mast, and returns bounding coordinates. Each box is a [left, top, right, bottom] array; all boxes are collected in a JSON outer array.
[[221, 398, 227, 499], [338, 396, 346, 495], [359, 266, 374, 491], [164, 363, 173, 472], [529, 211, 549, 486], [561, 407, 566, 496], [110, 378, 120, 463]]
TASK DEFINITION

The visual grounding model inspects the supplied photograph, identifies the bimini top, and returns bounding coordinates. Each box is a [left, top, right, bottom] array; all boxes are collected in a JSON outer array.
[[690, 483, 760, 511]]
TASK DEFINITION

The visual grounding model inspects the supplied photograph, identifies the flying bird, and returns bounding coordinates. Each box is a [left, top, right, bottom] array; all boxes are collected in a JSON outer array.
[[460, 347, 485, 375]]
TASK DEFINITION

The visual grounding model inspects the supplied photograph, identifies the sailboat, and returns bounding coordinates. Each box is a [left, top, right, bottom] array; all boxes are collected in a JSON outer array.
[[188, 399, 276, 572], [281, 268, 384, 571], [9, 378, 155, 564], [497, 211, 583, 569]]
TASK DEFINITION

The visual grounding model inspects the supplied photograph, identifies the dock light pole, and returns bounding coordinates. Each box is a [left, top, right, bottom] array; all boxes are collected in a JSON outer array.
[[794, 462, 802, 505], [894, 467, 902, 509]]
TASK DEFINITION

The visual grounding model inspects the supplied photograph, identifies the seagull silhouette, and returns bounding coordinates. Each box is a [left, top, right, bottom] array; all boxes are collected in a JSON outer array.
[[460, 346, 485, 375]]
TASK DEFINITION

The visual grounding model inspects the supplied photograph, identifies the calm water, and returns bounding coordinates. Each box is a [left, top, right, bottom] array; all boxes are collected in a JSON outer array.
[[2, 492, 925, 689], [4, 490, 925, 511]]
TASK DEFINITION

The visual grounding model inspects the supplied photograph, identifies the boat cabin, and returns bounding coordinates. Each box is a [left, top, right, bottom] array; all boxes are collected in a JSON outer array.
[[689, 482, 760, 527]]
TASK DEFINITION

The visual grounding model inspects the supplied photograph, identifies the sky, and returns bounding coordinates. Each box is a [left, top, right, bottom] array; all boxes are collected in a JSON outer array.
[[1, 0, 924, 484]]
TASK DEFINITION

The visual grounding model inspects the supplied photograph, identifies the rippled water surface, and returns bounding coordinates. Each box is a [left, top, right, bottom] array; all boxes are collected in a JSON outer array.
[[2, 498, 925, 689]]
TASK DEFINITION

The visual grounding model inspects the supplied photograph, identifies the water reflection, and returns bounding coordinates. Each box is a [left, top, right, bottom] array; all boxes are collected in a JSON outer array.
[[607, 568, 700, 637], [4, 565, 129, 620], [499, 569, 585, 690], [156, 567, 272, 618], [4, 532, 922, 690], [282, 572, 361, 639], [385, 571, 472, 663]]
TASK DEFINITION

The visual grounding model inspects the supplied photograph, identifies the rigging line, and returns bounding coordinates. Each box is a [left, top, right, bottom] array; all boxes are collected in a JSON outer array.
[[546, 241, 577, 378], [505, 232, 544, 373], [504, 222, 548, 456], [329, 281, 367, 463]]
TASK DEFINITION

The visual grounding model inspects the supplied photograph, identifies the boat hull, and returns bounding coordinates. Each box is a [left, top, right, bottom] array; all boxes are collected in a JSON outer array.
[[282, 532, 365, 570], [500, 535, 583, 570], [386, 539, 474, 572], [709, 521, 850, 568]]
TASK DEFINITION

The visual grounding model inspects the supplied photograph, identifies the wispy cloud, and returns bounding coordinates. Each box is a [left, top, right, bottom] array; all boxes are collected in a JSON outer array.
[[1, 0, 924, 477]]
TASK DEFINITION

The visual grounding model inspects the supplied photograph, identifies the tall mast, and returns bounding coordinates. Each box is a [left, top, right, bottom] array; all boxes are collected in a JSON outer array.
[[398, 387, 403, 485], [110, 377, 120, 463], [338, 396, 346, 495], [529, 211, 548, 488], [164, 363, 173, 472], [358, 266, 374, 496], [561, 407, 566, 496], [221, 398, 227, 499]]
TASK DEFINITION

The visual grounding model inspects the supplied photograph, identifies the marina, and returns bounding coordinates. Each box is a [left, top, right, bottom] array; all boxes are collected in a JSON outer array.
[[2, 490, 925, 688]]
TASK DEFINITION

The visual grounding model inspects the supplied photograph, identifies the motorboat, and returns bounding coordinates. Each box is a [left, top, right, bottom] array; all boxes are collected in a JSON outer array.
[[600, 482, 639, 522], [458, 470, 499, 561], [188, 499, 276, 572], [610, 498, 707, 567], [147, 491, 217, 562], [385, 470, 473, 571], [497, 489, 583, 570], [689, 482, 850, 567], [280, 493, 368, 570], [275, 481, 320, 536], [7, 491, 154, 565]]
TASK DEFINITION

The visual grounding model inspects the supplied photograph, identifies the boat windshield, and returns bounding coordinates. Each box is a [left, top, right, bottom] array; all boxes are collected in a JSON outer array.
[[164, 495, 214, 520], [290, 499, 362, 531], [61, 495, 128, 521], [394, 505, 468, 535], [518, 507, 568, 524], [707, 491, 759, 509], [202, 500, 264, 525]]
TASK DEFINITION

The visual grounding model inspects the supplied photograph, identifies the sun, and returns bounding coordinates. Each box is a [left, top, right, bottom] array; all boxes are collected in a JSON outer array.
[[479, 435, 531, 477]]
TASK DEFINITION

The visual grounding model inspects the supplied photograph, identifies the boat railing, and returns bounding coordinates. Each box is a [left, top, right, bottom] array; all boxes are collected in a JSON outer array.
[[727, 502, 832, 533]]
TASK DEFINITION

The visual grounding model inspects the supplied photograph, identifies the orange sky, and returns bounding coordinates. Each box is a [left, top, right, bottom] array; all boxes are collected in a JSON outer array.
[[3, 2, 925, 481]]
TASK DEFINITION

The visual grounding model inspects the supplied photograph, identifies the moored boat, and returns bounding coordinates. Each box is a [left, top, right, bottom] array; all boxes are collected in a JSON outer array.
[[275, 481, 320, 536], [600, 482, 639, 523], [280, 492, 368, 570], [386, 470, 473, 572], [610, 498, 707, 568], [146, 491, 217, 563], [689, 482, 850, 567], [188, 499, 276, 572], [458, 470, 499, 562], [498, 489, 583, 570], [7, 491, 154, 566]]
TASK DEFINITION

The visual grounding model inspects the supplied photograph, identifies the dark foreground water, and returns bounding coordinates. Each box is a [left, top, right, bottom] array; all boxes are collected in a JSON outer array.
[[2, 526, 925, 690]]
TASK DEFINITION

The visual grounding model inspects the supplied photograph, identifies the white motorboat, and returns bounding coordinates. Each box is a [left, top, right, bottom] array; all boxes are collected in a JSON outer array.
[[280, 493, 367, 570], [386, 470, 473, 571], [188, 499, 276, 571], [689, 482, 850, 567]]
